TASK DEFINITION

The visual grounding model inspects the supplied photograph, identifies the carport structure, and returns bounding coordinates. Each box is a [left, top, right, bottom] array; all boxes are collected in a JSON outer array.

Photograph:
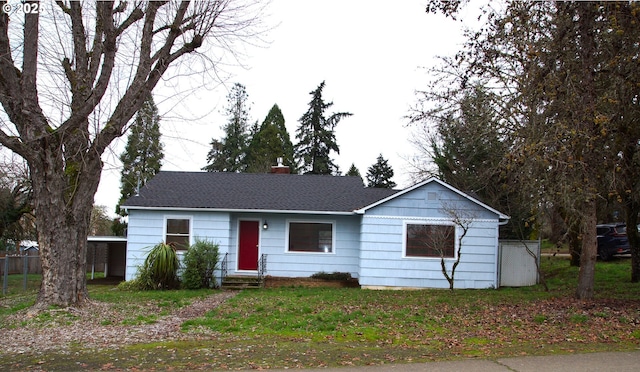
[[87, 236, 127, 280]]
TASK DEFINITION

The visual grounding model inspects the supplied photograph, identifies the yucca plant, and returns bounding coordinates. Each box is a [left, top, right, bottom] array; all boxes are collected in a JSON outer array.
[[143, 242, 180, 289]]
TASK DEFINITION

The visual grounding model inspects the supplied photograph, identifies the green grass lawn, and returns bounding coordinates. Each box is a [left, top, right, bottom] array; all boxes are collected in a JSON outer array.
[[176, 257, 639, 367], [1, 256, 639, 370]]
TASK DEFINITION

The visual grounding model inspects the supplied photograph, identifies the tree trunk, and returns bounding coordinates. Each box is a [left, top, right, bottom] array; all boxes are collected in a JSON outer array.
[[30, 140, 103, 309], [625, 201, 640, 282], [630, 230, 640, 284], [576, 199, 598, 299], [36, 209, 90, 308], [574, 2, 599, 300], [559, 207, 581, 267], [567, 224, 582, 267], [620, 139, 640, 282], [0, 0, 262, 311]]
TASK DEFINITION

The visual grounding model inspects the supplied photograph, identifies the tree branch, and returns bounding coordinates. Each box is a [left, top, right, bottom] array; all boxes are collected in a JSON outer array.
[[69, 1, 88, 79], [148, 1, 191, 65], [0, 11, 22, 125], [92, 1, 196, 156], [0, 131, 27, 155], [115, 5, 144, 36], [22, 6, 39, 101], [58, 1, 141, 135], [87, 2, 109, 86]]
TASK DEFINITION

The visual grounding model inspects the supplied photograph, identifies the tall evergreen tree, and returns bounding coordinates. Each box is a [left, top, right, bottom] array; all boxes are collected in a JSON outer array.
[[414, 84, 532, 239], [366, 154, 396, 189], [295, 81, 352, 175], [245, 104, 296, 173], [117, 95, 164, 216], [203, 83, 251, 172], [346, 163, 364, 186], [202, 139, 224, 172], [593, 3, 640, 281], [346, 163, 361, 177]]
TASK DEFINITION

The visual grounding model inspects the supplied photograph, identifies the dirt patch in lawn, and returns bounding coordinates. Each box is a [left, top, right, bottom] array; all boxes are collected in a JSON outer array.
[[1, 291, 237, 355]]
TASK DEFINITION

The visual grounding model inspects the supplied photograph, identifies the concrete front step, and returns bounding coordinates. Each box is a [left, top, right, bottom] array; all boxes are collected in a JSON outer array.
[[222, 276, 264, 289]]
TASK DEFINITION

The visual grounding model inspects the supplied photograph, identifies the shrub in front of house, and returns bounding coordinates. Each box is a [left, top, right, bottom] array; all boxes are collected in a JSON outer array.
[[119, 242, 180, 290], [182, 239, 220, 289], [310, 271, 352, 281]]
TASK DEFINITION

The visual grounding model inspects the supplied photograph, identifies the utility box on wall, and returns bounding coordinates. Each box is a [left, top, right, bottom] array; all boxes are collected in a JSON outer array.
[[499, 240, 540, 287]]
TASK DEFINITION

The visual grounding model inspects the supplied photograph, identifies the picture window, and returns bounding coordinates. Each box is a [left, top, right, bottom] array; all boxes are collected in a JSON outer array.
[[288, 222, 333, 253], [405, 223, 455, 258]]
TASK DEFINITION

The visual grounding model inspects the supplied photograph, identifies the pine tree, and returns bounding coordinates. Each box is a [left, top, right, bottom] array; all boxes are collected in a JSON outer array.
[[366, 154, 396, 189], [203, 83, 251, 172], [117, 95, 164, 215], [245, 104, 296, 173], [423, 84, 530, 240], [346, 163, 361, 177], [202, 139, 224, 172], [346, 163, 364, 186], [295, 81, 352, 175]]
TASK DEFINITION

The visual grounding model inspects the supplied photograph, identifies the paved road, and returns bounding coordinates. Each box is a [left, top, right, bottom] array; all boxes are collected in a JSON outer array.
[[272, 350, 640, 371]]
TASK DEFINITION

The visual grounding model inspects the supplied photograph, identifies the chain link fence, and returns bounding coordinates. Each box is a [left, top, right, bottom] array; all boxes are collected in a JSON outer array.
[[1, 244, 111, 295], [0, 253, 42, 295]]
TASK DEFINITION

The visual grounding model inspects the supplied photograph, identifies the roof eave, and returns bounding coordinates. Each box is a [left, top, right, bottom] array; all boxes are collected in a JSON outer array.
[[122, 205, 358, 216]]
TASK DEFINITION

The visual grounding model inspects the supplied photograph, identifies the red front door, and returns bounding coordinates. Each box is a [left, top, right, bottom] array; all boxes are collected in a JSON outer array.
[[238, 220, 259, 271]]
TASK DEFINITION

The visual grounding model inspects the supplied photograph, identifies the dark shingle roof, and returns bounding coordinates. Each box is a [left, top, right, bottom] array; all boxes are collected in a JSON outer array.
[[123, 171, 398, 213]]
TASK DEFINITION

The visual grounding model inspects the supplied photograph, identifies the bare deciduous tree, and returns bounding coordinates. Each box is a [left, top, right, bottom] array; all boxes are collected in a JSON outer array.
[[422, 1, 640, 298], [439, 203, 475, 290], [0, 0, 266, 309]]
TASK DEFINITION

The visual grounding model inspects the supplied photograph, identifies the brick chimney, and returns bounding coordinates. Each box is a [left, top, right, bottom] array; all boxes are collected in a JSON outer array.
[[270, 157, 290, 174]]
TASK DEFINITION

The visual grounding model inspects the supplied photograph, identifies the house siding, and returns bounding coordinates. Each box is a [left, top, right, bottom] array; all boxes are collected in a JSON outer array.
[[124, 178, 506, 289], [359, 182, 500, 289], [126, 210, 361, 281], [229, 213, 361, 278], [359, 217, 499, 289], [125, 209, 231, 281], [365, 182, 498, 220]]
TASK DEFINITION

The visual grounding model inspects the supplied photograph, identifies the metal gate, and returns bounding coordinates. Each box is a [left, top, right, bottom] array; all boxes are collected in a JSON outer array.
[[499, 240, 540, 287]]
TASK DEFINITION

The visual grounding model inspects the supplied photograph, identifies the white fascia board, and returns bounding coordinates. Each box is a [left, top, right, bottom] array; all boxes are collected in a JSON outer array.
[[87, 236, 128, 242], [122, 206, 356, 216]]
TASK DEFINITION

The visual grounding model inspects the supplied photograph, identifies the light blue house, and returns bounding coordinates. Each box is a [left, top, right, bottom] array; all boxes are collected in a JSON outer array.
[[122, 169, 509, 289]]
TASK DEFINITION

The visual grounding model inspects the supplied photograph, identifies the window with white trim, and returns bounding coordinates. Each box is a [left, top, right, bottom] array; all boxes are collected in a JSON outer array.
[[165, 218, 190, 250], [405, 223, 455, 258], [288, 222, 334, 253]]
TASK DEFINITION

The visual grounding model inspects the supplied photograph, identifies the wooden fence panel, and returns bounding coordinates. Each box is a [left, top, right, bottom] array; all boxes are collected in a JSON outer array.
[[0, 254, 41, 275]]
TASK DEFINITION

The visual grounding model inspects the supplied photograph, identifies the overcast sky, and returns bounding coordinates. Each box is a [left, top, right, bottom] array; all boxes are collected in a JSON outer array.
[[95, 0, 476, 216]]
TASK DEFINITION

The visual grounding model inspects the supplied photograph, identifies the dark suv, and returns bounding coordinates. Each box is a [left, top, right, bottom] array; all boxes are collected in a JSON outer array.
[[596, 224, 630, 260]]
